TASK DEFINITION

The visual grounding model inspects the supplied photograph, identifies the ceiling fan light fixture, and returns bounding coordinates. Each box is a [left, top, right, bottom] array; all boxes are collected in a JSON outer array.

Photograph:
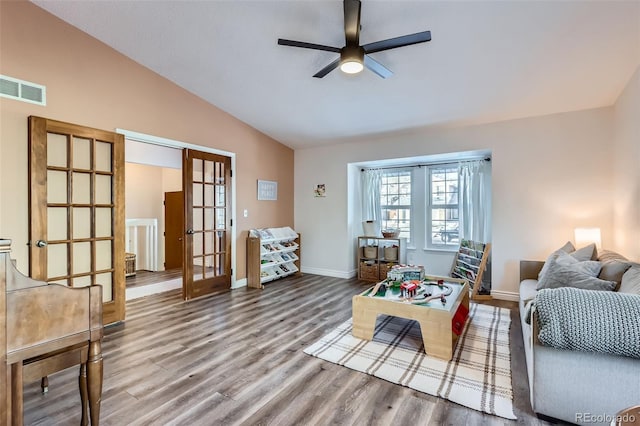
[[340, 46, 365, 74], [340, 59, 363, 74], [277, 0, 431, 78]]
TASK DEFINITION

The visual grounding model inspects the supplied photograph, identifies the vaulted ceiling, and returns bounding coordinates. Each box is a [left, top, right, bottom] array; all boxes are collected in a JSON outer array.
[[33, 1, 640, 149]]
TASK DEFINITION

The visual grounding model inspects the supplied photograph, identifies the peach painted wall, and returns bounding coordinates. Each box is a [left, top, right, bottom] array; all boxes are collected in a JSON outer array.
[[0, 1, 294, 279]]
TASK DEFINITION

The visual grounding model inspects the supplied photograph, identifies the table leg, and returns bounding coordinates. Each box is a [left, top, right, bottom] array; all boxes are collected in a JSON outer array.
[[87, 341, 103, 426], [417, 319, 453, 361], [10, 363, 23, 426], [79, 363, 88, 426], [352, 296, 378, 340]]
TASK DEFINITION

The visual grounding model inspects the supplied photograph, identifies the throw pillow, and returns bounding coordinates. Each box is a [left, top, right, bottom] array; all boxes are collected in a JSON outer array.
[[571, 243, 597, 261], [598, 260, 632, 289], [538, 241, 576, 281], [619, 266, 640, 295], [537, 253, 610, 290]]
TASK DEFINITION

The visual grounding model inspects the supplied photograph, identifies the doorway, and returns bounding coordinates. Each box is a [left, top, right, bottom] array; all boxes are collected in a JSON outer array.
[[124, 161, 183, 300], [121, 129, 237, 300]]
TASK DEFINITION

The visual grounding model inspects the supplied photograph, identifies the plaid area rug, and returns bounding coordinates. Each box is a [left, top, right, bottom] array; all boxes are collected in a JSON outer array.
[[304, 303, 516, 420]]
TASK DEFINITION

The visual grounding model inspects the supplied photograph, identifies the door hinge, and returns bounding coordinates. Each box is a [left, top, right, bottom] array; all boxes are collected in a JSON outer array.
[[230, 169, 233, 178], [230, 219, 233, 227], [230, 268, 233, 275]]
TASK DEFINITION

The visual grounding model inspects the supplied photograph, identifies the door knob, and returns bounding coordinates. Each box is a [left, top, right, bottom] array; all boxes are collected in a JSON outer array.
[[186, 229, 194, 235], [35, 240, 47, 248]]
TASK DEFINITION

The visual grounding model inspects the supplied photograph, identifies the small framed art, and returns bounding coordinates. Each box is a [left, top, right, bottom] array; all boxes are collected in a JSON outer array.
[[257, 180, 278, 200]]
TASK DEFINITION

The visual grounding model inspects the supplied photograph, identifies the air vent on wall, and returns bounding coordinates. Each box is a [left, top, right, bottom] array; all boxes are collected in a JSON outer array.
[[0, 75, 46, 106]]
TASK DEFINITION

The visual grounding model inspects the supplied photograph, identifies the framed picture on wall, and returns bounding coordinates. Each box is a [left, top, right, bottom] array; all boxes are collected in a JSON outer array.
[[257, 180, 278, 200]]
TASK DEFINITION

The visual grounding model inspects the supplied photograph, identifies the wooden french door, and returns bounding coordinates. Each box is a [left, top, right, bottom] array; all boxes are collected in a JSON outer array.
[[182, 149, 232, 300], [28, 116, 125, 325]]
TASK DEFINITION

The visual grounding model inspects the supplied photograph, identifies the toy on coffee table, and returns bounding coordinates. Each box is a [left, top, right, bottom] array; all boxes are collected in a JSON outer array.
[[407, 279, 453, 305], [387, 264, 425, 282], [368, 264, 456, 306], [400, 280, 419, 298]]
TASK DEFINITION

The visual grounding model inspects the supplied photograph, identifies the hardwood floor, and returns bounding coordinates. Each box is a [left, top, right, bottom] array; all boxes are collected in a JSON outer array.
[[125, 269, 183, 289], [23, 274, 562, 425]]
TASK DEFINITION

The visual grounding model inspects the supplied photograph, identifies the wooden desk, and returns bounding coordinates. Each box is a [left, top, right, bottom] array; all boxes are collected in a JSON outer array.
[[1, 239, 103, 425]]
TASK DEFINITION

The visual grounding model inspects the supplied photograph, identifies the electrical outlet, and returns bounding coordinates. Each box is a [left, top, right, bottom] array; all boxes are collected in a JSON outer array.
[[243, 209, 248, 218]]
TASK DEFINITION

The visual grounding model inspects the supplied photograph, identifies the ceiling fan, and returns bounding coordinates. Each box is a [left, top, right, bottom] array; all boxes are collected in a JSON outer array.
[[277, 0, 431, 79]]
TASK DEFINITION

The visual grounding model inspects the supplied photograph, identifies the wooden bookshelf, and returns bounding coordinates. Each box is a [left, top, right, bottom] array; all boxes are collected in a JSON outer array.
[[247, 228, 301, 289], [451, 240, 492, 300]]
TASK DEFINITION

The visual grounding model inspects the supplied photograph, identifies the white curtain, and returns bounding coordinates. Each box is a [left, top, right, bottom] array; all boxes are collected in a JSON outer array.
[[458, 160, 491, 243], [361, 169, 382, 221]]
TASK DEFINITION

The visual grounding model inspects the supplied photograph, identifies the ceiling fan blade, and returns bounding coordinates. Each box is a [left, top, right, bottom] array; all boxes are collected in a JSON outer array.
[[313, 58, 341, 78], [364, 55, 393, 79], [363, 31, 431, 54], [343, 0, 361, 46], [278, 39, 341, 53]]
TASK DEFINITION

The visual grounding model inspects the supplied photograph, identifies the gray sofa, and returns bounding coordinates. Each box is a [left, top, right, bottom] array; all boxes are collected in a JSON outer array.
[[519, 247, 640, 425]]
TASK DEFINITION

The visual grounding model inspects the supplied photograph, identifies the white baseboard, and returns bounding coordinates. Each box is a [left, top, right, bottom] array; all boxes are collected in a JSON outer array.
[[490, 290, 519, 302], [232, 278, 247, 289], [300, 266, 356, 279], [125, 277, 182, 300]]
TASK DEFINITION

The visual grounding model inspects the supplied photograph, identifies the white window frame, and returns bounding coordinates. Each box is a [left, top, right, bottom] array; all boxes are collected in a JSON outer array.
[[426, 165, 460, 250], [379, 168, 413, 243]]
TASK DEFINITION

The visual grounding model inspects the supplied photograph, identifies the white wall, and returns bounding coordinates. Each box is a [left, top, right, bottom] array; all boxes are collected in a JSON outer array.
[[613, 66, 640, 261], [295, 107, 615, 298], [125, 163, 182, 271]]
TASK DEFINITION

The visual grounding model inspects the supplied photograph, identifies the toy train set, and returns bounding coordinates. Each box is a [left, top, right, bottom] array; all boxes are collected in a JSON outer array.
[[367, 265, 459, 305]]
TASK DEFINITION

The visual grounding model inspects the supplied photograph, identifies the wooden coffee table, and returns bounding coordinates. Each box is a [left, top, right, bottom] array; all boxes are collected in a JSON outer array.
[[352, 276, 469, 361]]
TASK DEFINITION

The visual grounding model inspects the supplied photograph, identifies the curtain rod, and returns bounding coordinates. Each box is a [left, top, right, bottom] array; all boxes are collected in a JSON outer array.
[[361, 157, 490, 172]]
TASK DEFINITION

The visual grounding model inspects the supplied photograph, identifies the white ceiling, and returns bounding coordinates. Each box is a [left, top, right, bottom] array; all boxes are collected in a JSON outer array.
[[33, 1, 640, 149]]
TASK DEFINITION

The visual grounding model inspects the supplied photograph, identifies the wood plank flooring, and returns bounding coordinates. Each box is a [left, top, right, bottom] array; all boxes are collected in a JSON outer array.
[[22, 274, 561, 425], [125, 269, 182, 289]]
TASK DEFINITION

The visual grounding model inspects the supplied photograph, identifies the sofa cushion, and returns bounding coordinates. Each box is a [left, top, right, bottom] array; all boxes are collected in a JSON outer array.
[[619, 266, 640, 295], [597, 249, 629, 263], [537, 252, 614, 291], [520, 279, 538, 305]]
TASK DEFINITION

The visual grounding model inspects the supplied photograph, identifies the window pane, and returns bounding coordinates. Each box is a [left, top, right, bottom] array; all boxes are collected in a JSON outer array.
[[95, 174, 112, 204], [47, 133, 67, 168], [73, 137, 91, 170], [47, 170, 68, 203], [95, 141, 112, 172], [429, 166, 460, 246], [379, 169, 412, 241], [73, 172, 91, 204]]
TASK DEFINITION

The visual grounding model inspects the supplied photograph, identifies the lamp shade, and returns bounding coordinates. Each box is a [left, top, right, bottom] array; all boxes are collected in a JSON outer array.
[[574, 227, 601, 249]]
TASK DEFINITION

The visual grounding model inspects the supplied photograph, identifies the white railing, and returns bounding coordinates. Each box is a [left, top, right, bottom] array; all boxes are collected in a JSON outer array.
[[125, 218, 158, 272]]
